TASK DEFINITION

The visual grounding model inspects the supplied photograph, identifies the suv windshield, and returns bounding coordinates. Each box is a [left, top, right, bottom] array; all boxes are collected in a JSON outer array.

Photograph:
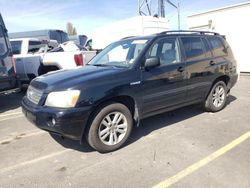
[[88, 39, 149, 68]]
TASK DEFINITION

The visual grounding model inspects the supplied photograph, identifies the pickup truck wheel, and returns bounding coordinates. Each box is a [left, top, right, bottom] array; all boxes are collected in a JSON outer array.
[[86, 103, 133, 153], [204, 81, 227, 112]]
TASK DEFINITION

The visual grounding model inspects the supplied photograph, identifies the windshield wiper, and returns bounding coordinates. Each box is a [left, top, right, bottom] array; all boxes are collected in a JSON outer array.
[[88, 64, 127, 69], [89, 64, 110, 67]]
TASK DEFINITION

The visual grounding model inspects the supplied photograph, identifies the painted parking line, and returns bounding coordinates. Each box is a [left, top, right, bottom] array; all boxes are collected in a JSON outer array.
[[0, 115, 24, 122], [0, 112, 22, 118], [153, 131, 250, 188], [0, 130, 45, 145], [0, 149, 71, 174]]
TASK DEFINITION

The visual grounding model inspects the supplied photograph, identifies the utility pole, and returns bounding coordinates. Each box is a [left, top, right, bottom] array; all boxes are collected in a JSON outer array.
[[138, 0, 180, 30], [158, 0, 165, 17], [166, 0, 180, 30], [177, 2, 180, 30]]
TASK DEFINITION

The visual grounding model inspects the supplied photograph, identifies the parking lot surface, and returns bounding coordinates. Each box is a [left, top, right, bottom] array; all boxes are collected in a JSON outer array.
[[0, 76, 250, 188]]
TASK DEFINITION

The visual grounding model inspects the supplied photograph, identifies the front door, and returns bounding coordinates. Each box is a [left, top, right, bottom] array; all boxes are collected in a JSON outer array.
[[141, 37, 187, 117]]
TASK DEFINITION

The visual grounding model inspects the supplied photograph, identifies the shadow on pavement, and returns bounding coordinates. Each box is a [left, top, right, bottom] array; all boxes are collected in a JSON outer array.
[[226, 95, 237, 106], [50, 133, 94, 153], [128, 94, 237, 146], [49, 95, 237, 153], [0, 91, 26, 113]]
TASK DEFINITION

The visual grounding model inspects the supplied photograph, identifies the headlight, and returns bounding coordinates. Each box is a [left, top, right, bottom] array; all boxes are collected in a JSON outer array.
[[45, 90, 80, 108]]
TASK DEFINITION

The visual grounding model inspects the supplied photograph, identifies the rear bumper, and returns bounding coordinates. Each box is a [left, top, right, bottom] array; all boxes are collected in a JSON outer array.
[[0, 77, 21, 95], [22, 97, 92, 140], [228, 73, 238, 90], [0, 87, 20, 95]]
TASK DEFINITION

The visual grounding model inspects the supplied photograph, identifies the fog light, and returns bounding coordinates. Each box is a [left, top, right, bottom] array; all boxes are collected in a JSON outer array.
[[52, 118, 56, 126]]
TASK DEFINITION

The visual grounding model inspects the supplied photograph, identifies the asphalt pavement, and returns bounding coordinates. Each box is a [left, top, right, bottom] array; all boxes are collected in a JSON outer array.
[[0, 76, 249, 188]]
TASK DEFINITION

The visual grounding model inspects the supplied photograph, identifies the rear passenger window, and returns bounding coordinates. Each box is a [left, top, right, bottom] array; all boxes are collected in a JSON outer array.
[[181, 37, 205, 61], [209, 37, 227, 57]]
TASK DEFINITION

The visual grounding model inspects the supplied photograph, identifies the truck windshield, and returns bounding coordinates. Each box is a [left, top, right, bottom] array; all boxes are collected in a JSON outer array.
[[0, 25, 8, 57], [88, 39, 149, 68]]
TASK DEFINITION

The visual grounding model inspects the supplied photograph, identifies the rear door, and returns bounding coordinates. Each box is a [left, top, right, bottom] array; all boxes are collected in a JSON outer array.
[[180, 36, 215, 102], [0, 14, 17, 91]]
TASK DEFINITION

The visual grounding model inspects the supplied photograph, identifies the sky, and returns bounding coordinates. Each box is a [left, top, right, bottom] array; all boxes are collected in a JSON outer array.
[[0, 0, 248, 35]]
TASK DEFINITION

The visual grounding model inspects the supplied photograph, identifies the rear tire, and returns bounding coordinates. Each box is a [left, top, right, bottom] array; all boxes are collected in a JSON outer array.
[[204, 81, 227, 112], [86, 103, 133, 153]]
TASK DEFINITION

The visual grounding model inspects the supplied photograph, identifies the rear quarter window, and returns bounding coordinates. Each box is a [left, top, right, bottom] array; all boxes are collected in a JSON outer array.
[[0, 25, 8, 57], [181, 37, 206, 61], [208, 36, 227, 57]]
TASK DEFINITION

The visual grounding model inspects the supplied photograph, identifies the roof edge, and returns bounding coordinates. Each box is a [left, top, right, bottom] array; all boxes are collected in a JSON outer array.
[[188, 2, 250, 18]]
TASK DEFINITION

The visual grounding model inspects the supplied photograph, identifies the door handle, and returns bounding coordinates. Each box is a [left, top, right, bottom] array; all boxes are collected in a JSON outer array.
[[210, 60, 215, 65], [177, 66, 185, 72]]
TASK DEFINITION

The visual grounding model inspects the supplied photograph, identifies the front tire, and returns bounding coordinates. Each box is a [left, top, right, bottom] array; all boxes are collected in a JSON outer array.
[[204, 81, 227, 112], [86, 103, 133, 153]]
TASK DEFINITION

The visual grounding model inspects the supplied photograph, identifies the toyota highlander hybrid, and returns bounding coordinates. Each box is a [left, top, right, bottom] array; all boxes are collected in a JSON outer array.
[[22, 30, 238, 153]]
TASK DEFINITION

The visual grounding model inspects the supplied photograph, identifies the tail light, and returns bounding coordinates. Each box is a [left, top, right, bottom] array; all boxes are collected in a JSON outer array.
[[74, 54, 84, 66], [10, 51, 16, 76]]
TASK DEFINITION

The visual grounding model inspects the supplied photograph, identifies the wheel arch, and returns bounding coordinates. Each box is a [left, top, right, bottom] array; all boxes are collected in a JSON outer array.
[[38, 64, 61, 76], [213, 75, 230, 86], [206, 75, 230, 98], [81, 95, 140, 144]]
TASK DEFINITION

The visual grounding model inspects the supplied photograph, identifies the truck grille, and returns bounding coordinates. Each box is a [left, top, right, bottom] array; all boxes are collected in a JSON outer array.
[[27, 86, 43, 105]]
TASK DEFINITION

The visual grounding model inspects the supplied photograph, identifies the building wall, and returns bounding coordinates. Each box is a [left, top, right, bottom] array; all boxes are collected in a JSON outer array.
[[188, 2, 250, 72]]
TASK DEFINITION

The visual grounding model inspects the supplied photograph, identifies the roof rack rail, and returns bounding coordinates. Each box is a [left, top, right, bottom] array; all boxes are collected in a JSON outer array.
[[158, 30, 220, 36], [120, 36, 137, 40]]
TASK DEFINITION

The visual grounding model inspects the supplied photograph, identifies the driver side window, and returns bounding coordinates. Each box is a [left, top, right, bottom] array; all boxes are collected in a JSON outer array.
[[148, 37, 180, 66]]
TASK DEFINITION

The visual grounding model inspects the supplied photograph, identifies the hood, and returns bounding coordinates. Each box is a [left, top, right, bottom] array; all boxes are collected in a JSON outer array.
[[31, 65, 127, 92]]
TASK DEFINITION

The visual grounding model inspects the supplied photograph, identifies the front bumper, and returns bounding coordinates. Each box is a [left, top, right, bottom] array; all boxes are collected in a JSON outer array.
[[22, 96, 92, 140]]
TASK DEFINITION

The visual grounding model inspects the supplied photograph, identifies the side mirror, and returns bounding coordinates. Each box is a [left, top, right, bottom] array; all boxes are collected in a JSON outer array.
[[144, 57, 160, 70]]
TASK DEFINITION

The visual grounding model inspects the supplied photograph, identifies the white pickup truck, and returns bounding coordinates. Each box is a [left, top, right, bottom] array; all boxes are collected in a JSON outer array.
[[42, 41, 96, 70], [10, 38, 57, 83], [10, 38, 96, 84]]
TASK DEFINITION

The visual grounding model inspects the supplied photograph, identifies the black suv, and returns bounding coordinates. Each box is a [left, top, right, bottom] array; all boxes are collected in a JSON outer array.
[[22, 31, 238, 152], [0, 13, 19, 95]]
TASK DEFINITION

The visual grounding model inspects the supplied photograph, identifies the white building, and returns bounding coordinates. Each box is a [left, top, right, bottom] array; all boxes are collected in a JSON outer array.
[[89, 16, 169, 49], [188, 2, 250, 73]]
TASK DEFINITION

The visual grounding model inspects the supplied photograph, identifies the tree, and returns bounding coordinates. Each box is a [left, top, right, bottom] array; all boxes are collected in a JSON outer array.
[[66, 22, 77, 36]]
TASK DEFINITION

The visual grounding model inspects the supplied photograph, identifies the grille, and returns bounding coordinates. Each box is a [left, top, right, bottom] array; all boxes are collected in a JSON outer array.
[[27, 86, 43, 105]]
